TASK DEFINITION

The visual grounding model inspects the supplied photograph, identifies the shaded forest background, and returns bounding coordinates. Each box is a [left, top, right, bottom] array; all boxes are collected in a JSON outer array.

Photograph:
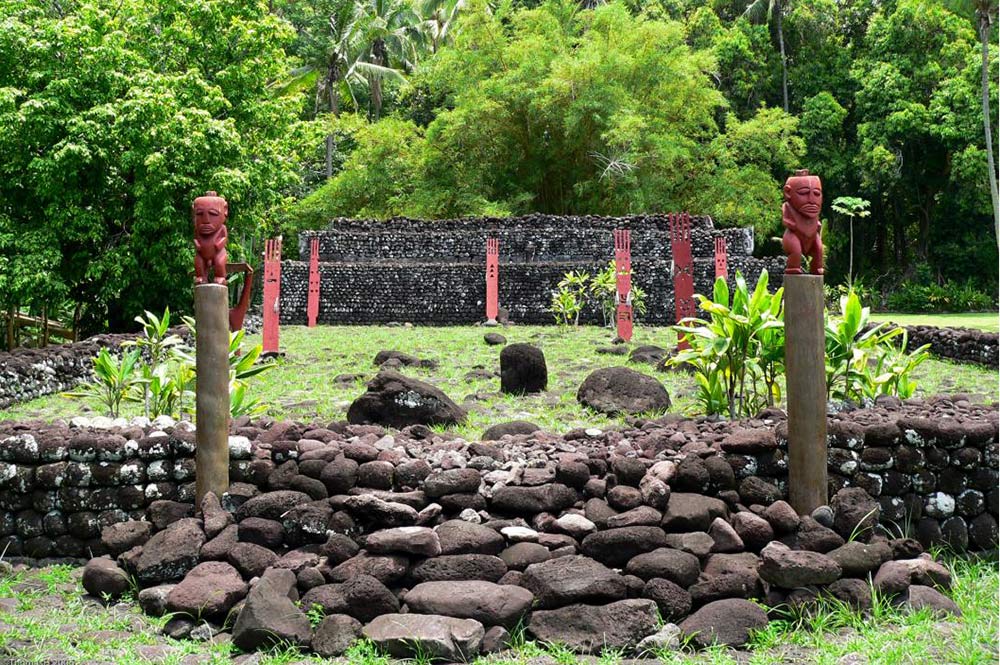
[[0, 0, 997, 338]]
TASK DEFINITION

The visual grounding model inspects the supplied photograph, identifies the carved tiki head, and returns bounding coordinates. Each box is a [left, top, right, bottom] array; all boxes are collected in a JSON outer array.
[[192, 191, 229, 237], [783, 169, 823, 221]]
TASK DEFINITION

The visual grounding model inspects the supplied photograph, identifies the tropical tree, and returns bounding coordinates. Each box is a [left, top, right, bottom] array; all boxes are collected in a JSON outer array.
[[417, 0, 467, 53], [831, 196, 871, 288], [743, 0, 791, 112], [355, 0, 424, 120], [973, 0, 999, 246]]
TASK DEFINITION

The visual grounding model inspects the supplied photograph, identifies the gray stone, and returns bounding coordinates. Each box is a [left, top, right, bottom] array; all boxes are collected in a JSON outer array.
[[231, 570, 311, 651], [759, 542, 841, 589], [366, 527, 441, 557], [404, 581, 534, 628], [347, 371, 467, 428], [363, 613, 484, 662], [82, 556, 131, 600], [577, 367, 671, 415], [580, 526, 669, 567], [679, 598, 768, 648], [625, 548, 700, 587], [312, 615, 362, 658], [895, 585, 961, 617], [166, 561, 247, 619], [527, 599, 659, 654], [134, 518, 205, 583], [521, 555, 626, 608]]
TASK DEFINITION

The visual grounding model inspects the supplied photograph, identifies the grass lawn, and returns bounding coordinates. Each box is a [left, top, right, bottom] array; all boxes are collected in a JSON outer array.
[[2, 325, 997, 438], [0, 552, 995, 664], [870, 312, 999, 332]]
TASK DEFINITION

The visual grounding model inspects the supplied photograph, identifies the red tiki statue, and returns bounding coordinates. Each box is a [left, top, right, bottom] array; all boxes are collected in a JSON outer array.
[[193, 191, 229, 284], [782, 170, 824, 275]]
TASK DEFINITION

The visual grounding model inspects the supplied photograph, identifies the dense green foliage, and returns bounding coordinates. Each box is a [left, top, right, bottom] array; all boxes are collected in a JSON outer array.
[[0, 0, 996, 338], [0, 0, 319, 335], [64, 308, 272, 418], [291, 0, 998, 299], [672, 274, 931, 418]]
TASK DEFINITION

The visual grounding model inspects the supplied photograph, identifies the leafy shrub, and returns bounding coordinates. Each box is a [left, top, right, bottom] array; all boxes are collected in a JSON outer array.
[[549, 263, 646, 327], [824, 277, 878, 312], [64, 347, 143, 418], [66, 309, 272, 419], [670, 271, 785, 419], [670, 277, 932, 417], [886, 280, 996, 313], [826, 292, 930, 402]]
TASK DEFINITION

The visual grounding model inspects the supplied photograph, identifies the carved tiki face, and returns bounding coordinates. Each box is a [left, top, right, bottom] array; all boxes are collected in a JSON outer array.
[[192, 191, 229, 236], [783, 170, 822, 220]]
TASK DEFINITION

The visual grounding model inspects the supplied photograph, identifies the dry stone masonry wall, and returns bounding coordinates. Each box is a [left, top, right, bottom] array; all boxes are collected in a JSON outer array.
[[0, 328, 191, 410], [280, 215, 785, 325], [2, 395, 992, 657], [0, 395, 994, 563], [899, 325, 997, 368]]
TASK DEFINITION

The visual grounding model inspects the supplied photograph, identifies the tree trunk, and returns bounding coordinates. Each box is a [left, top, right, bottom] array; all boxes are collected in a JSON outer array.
[[371, 40, 386, 122], [325, 63, 342, 179], [5, 306, 12, 351], [73, 301, 82, 342], [41, 304, 49, 347], [980, 18, 1000, 247], [777, 4, 789, 113], [848, 217, 854, 288]]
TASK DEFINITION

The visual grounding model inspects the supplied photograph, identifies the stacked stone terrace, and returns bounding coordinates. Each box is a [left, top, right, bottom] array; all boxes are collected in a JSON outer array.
[[3, 393, 990, 657], [280, 215, 784, 325]]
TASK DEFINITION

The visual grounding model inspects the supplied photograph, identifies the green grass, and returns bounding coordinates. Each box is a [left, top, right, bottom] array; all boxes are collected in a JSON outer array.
[[3, 324, 997, 431], [870, 312, 999, 332]]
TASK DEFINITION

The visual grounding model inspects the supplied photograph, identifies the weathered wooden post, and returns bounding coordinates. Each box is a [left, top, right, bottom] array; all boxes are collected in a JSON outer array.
[[192, 191, 231, 506], [613, 229, 633, 342], [714, 236, 728, 282], [485, 238, 499, 325], [194, 283, 230, 505], [307, 237, 320, 327], [262, 237, 282, 356], [781, 170, 828, 514], [669, 212, 695, 350]]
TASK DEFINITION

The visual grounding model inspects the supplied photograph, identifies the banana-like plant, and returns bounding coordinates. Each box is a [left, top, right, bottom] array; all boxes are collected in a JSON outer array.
[[670, 271, 784, 419], [64, 347, 143, 418]]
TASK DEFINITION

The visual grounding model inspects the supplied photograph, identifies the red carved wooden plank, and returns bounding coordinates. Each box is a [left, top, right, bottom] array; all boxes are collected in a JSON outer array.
[[613, 228, 633, 342], [262, 237, 282, 355], [307, 237, 320, 327], [485, 238, 499, 323], [714, 236, 728, 282], [670, 213, 695, 351]]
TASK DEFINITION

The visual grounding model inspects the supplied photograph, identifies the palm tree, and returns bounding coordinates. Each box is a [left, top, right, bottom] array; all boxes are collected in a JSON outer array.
[[355, 0, 424, 121], [275, 0, 368, 178], [947, 0, 999, 245], [417, 0, 465, 53], [974, 1, 999, 246], [744, 0, 790, 112], [322, 1, 368, 176]]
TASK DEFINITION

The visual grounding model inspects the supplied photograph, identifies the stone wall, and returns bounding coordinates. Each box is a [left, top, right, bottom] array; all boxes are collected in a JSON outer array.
[[0, 333, 145, 409], [900, 324, 997, 368], [0, 329, 191, 410], [1, 394, 994, 561], [280, 215, 784, 325]]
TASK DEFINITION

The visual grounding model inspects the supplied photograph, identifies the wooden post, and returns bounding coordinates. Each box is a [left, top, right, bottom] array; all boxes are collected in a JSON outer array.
[[262, 237, 282, 355], [784, 274, 828, 514], [613, 229, 633, 342], [195, 283, 230, 507], [307, 237, 320, 327], [485, 238, 499, 325]]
